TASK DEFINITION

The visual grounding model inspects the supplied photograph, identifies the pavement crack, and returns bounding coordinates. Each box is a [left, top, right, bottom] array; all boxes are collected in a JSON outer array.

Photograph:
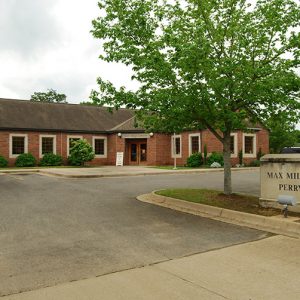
[[152, 266, 231, 300]]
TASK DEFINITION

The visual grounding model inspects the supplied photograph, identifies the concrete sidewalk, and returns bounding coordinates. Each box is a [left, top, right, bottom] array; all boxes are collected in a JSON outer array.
[[3, 235, 300, 300], [0, 166, 258, 178]]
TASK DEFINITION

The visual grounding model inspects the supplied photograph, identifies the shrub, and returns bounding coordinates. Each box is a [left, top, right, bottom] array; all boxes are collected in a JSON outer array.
[[238, 149, 243, 165], [186, 152, 203, 167], [0, 155, 8, 168], [40, 153, 63, 166], [207, 152, 224, 166], [203, 144, 208, 165], [257, 148, 264, 161], [15, 153, 36, 167], [249, 159, 260, 167], [68, 139, 95, 166]]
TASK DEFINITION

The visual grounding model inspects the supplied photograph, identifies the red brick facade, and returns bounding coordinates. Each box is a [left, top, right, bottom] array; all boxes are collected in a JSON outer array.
[[0, 128, 269, 167]]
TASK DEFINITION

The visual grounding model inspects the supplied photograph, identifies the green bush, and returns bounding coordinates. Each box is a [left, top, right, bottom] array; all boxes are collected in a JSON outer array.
[[40, 153, 63, 166], [68, 139, 95, 166], [203, 144, 208, 165], [15, 153, 36, 167], [238, 149, 243, 165], [186, 152, 203, 167], [0, 155, 8, 168], [257, 148, 264, 160], [249, 159, 260, 167], [207, 152, 224, 166]]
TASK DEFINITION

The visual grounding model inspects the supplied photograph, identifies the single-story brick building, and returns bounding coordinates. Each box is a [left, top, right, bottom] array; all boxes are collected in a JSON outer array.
[[0, 98, 269, 166]]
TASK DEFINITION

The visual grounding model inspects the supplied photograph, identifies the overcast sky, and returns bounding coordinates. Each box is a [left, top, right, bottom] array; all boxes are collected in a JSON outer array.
[[0, 0, 136, 103]]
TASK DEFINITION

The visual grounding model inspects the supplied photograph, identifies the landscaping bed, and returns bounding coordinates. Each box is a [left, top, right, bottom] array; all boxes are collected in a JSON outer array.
[[155, 189, 300, 217]]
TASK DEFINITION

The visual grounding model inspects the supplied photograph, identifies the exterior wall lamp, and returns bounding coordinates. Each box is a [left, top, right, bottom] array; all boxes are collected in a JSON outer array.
[[149, 132, 154, 137], [117, 132, 122, 137]]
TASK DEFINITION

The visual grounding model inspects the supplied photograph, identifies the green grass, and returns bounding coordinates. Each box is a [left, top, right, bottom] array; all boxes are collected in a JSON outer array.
[[156, 189, 300, 217], [150, 166, 209, 170], [0, 165, 98, 170]]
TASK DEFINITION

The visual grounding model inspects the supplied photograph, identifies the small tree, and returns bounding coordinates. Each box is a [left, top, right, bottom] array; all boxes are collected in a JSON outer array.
[[68, 139, 95, 166], [30, 89, 67, 103]]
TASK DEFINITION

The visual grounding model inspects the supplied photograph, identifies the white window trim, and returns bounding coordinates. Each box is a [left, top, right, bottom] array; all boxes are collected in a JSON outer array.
[[230, 133, 238, 158], [39, 135, 57, 158], [171, 135, 182, 158], [9, 133, 28, 158], [243, 133, 257, 158], [189, 133, 201, 156], [67, 135, 83, 156], [92, 136, 107, 158]]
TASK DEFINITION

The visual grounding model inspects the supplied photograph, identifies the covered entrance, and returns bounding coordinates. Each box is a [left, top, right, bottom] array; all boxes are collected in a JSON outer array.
[[126, 139, 147, 165]]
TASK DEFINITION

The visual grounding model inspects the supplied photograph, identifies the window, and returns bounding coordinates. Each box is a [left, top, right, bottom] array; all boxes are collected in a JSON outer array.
[[93, 137, 107, 158], [230, 133, 237, 157], [40, 135, 56, 157], [189, 134, 201, 155], [243, 134, 256, 157], [9, 134, 28, 158], [67, 136, 83, 155], [171, 135, 182, 158], [12, 137, 25, 154]]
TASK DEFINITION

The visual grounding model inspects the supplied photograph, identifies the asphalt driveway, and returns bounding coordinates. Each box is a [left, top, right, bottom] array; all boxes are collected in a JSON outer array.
[[0, 170, 269, 296]]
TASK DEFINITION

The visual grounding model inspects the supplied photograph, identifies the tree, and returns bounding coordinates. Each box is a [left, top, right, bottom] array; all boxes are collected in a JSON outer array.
[[68, 139, 95, 166], [30, 89, 67, 103], [267, 116, 298, 153], [91, 0, 300, 194]]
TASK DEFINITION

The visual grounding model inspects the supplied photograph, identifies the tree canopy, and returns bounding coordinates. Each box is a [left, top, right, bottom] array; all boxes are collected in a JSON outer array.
[[91, 0, 300, 194], [30, 89, 67, 103]]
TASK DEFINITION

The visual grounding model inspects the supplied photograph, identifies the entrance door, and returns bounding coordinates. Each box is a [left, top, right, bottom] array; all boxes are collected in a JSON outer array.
[[128, 141, 147, 165]]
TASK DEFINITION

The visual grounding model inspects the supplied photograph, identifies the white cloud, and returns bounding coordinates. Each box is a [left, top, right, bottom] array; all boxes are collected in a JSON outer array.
[[0, 0, 136, 103]]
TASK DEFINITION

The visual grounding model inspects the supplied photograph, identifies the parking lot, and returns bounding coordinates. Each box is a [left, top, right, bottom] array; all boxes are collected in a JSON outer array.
[[0, 170, 269, 296]]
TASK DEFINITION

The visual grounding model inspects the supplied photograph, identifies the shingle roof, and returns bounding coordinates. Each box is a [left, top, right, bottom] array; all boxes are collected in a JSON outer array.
[[0, 98, 141, 133]]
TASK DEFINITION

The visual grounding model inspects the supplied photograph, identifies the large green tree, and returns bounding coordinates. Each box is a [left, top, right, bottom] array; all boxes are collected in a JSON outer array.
[[30, 89, 67, 103], [91, 0, 300, 194]]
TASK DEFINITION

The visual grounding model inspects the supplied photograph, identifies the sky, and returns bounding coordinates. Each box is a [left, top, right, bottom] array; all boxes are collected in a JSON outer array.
[[0, 0, 136, 103]]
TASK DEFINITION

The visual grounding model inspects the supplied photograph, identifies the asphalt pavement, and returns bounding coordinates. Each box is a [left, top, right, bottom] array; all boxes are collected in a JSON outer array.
[[0, 170, 268, 296]]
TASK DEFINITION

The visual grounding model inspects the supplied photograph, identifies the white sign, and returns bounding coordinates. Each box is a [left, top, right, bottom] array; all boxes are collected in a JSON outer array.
[[116, 152, 124, 166]]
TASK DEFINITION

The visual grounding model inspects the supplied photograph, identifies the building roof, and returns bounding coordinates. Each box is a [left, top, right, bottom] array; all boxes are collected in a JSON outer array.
[[0, 98, 140, 133]]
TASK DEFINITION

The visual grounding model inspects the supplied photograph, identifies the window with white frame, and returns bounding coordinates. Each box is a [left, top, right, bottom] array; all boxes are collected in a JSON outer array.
[[189, 134, 201, 155], [67, 136, 83, 155], [243, 134, 256, 157], [171, 135, 182, 158], [230, 133, 238, 157], [40, 135, 56, 157], [93, 137, 107, 158], [10, 134, 28, 158]]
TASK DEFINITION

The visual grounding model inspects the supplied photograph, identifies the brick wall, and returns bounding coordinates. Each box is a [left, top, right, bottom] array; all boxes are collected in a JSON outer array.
[[0, 128, 269, 167]]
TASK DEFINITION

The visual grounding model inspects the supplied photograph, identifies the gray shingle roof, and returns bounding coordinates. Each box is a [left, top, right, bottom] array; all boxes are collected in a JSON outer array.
[[0, 98, 140, 133]]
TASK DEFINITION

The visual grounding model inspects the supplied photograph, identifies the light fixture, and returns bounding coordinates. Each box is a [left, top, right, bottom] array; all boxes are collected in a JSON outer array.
[[149, 132, 154, 137], [117, 132, 122, 137]]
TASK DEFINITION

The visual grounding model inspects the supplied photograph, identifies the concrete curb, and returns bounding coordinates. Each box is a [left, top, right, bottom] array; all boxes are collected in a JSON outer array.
[[137, 192, 300, 239], [0, 167, 258, 178]]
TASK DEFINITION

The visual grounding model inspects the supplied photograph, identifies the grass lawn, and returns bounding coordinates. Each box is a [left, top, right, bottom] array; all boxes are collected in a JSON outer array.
[[150, 166, 211, 170], [156, 189, 300, 217]]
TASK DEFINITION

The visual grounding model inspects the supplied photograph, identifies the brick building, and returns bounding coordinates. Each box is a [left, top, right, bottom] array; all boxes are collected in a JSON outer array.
[[0, 98, 269, 166]]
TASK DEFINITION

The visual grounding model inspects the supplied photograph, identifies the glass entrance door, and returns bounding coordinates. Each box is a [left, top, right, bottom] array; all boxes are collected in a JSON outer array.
[[129, 141, 147, 165]]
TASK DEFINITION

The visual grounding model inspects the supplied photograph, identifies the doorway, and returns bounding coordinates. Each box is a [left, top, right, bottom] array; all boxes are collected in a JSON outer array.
[[127, 140, 147, 165]]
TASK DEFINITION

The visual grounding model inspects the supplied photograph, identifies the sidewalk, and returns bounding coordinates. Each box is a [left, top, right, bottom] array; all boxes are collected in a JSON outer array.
[[3, 235, 300, 300], [0, 166, 258, 178]]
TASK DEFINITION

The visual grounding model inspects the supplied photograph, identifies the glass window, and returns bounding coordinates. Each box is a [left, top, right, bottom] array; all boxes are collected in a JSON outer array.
[[94, 139, 105, 155], [174, 137, 181, 155], [191, 136, 200, 154], [42, 137, 54, 154], [245, 136, 254, 154], [12, 137, 25, 155]]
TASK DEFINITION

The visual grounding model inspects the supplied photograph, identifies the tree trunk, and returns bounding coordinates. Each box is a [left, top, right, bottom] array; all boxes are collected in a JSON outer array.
[[223, 132, 232, 195]]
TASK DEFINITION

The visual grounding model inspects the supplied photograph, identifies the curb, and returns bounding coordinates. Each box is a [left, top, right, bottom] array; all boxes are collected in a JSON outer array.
[[137, 192, 300, 239], [0, 167, 259, 179]]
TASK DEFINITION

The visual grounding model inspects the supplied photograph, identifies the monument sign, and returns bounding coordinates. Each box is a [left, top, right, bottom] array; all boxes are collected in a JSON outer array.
[[260, 154, 300, 211]]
